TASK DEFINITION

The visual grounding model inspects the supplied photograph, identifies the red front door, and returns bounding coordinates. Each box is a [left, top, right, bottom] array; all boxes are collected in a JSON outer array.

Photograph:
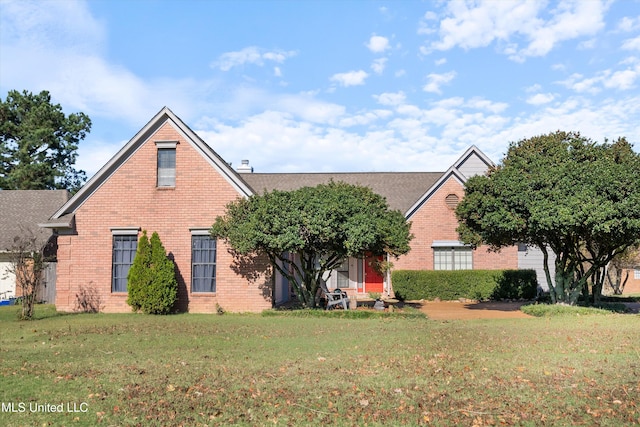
[[364, 255, 384, 293]]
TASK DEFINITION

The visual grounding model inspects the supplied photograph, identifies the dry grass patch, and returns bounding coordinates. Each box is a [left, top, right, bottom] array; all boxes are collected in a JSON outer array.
[[0, 305, 638, 426]]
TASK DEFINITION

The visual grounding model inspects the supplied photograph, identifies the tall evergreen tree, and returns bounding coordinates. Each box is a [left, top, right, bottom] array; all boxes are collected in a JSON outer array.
[[0, 89, 91, 192], [144, 232, 178, 315], [126, 231, 178, 314], [127, 231, 151, 312]]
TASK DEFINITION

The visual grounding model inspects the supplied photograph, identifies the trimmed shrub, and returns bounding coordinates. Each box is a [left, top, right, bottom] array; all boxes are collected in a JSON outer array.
[[492, 269, 538, 300], [127, 231, 178, 315], [127, 231, 151, 312], [392, 269, 538, 301]]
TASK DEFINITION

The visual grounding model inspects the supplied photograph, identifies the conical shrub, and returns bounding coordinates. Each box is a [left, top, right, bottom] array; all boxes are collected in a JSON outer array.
[[126, 231, 178, 314]]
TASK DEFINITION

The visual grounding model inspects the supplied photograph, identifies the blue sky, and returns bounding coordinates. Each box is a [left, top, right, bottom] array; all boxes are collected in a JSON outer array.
[[1, 0, 639, 177]]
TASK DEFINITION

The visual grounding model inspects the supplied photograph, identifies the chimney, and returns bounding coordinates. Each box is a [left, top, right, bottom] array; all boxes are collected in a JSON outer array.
[[237, 159, 253, 174]]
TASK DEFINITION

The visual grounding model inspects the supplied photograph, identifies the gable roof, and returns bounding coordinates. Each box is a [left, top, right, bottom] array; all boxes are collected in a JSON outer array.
[[0, 190, 69, 250], [243, 146, 494, 218], [404, 145, 494, 219], [243, 172, 443, 213], [46, 107, 494, 225], [50, 107, 253, 221]]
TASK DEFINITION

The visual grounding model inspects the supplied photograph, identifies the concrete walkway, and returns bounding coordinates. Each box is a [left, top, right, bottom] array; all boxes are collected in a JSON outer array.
[[411, 300, 532, 320]]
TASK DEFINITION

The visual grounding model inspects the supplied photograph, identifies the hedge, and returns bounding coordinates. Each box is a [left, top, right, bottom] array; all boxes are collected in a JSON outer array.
[[392, 269, 538, 301]]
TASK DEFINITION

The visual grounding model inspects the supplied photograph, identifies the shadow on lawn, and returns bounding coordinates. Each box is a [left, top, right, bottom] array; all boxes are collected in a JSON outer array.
[[463, 301, 529, 312]]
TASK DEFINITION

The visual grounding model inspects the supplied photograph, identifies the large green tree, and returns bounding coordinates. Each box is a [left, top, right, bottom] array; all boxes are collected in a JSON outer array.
[[211, 181, 413, 308], [0, 89, 91, 192], [456, 131, 640, 305]]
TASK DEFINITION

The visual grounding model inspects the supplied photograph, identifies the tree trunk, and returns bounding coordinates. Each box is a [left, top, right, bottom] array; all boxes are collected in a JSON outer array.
[[540, 245, 556, 303]]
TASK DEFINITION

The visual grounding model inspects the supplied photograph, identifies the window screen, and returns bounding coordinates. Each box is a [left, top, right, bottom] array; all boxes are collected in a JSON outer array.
[[192, 235, 217, 292], [433, 247, 473, 270], [157, 148, 176, 187], [112, 235, 138, 292]]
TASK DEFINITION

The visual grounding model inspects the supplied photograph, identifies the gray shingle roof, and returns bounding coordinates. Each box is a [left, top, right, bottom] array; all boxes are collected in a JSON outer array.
[[242, 172, 444, 213], [0, 190, 69, 250]]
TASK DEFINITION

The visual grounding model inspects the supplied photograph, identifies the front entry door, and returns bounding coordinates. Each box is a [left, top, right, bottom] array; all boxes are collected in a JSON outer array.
[[364, 255, 384, 293]]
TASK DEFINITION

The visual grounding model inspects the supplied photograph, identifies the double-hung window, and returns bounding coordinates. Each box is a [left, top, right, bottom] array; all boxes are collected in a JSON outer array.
[[156, 141, 177, 187], [336, 259, 350, 289], [433, 241, 473, 270], [192, 234, 217, 292], [112, 232, 138, 292]]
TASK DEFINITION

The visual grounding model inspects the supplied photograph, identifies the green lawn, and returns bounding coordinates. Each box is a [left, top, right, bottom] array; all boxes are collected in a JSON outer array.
[[1, 305, 638, 426]]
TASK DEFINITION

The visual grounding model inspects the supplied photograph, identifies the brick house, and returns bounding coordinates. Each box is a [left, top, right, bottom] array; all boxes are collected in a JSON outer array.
[[620, 254, 640, 294], [44, 107, 541, 313]]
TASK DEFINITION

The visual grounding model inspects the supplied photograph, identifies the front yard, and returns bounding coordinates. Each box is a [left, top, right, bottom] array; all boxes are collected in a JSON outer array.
[[0, 305, 638, 426]]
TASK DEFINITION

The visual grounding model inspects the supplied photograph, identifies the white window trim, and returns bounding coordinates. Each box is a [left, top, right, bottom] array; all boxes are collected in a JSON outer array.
[[155, 140, 178, 148], [110, 227, 140, 235], [432, 240, 467, 247], [189, 228, 211, 236]]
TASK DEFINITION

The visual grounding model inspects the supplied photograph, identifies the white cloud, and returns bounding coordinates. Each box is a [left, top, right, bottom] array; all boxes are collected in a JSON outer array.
[[622, 36, 640, 51], [330, 70, 369, 87], [618, 16, 640, 32], [423, 71, 456, 94], [604, 67, 640, 90], [338, 109, 393, 127], [274, 94, 346, 124], [426, 1, 543, 51], [418, 11, 438, 35], [424, 0, 609, 61], [435, 58, 447, 66], [0, 0, 105, 53], [466, 97, 509, 113], [559, 73, 601, 94], [558, 61, 640, 93], [371, 58, 388, 74], [525, 84, 542, 93], [366, 35, 390, 53], [0, 0, 206, 125], [374, 91, 407, 106], [212, 47, 297, 71], [527, 93, 555, 105], [521, 1, 607, 58], [76, 137, 124, 178]]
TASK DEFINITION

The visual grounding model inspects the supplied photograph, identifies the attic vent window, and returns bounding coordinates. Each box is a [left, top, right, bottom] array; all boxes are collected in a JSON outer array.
[[445, 193, 460, 209]]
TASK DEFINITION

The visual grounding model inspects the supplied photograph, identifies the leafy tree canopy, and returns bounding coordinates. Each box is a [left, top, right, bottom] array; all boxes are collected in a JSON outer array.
[[211, 181, 413, 308], [456, 131, 640, 305], [0, 89, 91, 192]]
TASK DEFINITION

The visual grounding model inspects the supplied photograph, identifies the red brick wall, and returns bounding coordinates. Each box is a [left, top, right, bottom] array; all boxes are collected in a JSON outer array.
[[55, 122, 272, 313], [394, 175, 518, 271], [622, 269, 640, 294]]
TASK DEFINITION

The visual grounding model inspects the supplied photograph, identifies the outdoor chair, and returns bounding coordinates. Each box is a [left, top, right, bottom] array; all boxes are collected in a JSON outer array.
[[319, 281, 350, 310]]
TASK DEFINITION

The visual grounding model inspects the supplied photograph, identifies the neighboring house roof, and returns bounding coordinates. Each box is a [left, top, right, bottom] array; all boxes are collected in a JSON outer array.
[[0, 190, 69, 250], [49, 107, 253, 222], [243, 172, 443, 213]]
